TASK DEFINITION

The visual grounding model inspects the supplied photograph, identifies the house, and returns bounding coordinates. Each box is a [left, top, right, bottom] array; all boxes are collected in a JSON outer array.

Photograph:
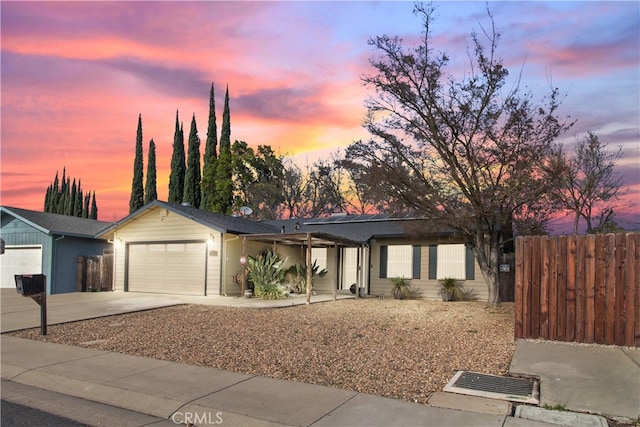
[[98, 200, 489, 300], [0, 206, 112, 294], [263, 214, 488, 300]]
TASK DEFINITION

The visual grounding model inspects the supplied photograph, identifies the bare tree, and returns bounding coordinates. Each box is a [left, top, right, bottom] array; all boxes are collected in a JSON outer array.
[[554, 132, 626, 234], [352, 3, 572, 305]]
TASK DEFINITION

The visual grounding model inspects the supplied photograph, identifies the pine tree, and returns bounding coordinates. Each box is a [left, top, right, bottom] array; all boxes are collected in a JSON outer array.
[[210, 85, 234, 214], [183, 114, 202, 208], [129, 114, 145, 213], [168, 110, 186, 204], [201, 83, 218, 211], [144, 139, 158, 204]]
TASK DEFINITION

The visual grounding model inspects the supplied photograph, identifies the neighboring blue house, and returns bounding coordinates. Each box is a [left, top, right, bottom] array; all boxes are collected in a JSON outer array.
[[0, 206, 111, 294]]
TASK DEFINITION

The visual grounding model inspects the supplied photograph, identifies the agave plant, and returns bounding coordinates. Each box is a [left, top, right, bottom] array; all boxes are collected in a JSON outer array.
[[246, 250, 288, 300], [285, 259, 327, 294]]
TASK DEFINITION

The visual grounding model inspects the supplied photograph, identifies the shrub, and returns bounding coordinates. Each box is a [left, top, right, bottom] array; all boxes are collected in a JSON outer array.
[[284, 260, 327, 294], [390, 277, 422, 299], [246, 250, 288, 300], [438, 277, 464, 301]]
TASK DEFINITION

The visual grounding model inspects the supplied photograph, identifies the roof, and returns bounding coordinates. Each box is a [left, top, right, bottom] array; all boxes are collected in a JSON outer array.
[[265, 214, 455, 243], [1, 206, 112, 239], [97, 200, 280, 237]]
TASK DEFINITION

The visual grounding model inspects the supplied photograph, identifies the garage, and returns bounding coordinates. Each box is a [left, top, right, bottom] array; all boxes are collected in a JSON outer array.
[[127, 241, 206, 295], [0, 246, 43, 288]]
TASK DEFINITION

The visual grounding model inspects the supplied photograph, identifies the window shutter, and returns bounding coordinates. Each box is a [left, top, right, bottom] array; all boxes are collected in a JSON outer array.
[[379, 245, 387, 278], [465, 246, 475, 280], [428, 245, 437, 280], [412, 245, 421, 279]]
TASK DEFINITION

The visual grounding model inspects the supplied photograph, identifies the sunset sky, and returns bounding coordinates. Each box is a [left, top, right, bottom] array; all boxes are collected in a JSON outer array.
[[1, 1, 639, 230]]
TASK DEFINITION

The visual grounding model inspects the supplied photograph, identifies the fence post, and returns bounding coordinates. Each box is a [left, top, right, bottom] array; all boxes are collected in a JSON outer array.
[[584, 234, 596, 343], [624, 233, 638, 346], [515, 237, 524, 339]]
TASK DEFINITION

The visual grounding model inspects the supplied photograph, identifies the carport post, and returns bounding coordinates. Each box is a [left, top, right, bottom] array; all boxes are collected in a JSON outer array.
[[306, 233, 312, 304], [333, 244, 339, 301]]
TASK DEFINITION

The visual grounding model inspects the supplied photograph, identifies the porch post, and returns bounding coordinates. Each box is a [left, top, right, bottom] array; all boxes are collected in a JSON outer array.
[[306, 233, 312, 304], [333, 244, 339, 301], [241, 236, 246, 296]]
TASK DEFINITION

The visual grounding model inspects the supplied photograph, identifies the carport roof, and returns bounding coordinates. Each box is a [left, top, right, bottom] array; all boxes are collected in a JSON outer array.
[[243, 231, 363, 248], [0, 206, 112, 239]]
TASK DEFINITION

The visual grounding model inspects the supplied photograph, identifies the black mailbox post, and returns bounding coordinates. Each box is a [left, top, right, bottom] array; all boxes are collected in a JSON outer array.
[[14, 274, 47, 335]]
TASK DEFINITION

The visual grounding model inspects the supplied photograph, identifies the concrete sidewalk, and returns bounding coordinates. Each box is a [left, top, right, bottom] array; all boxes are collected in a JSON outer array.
[[1, 335, 518, 427], [510, 339, 640, 422], [1, 290, 637, 426]]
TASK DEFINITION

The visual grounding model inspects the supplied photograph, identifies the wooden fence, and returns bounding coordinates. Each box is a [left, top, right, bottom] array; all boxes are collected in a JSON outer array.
[[515, 233, 639, 347], [77, 251, 113, 292]]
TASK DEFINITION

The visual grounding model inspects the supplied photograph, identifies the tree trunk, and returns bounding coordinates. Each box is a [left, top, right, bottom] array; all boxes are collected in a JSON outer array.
[[474, 234, 500, 307]]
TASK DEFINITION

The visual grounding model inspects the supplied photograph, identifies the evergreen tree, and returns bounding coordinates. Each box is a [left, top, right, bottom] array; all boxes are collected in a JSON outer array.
[[183, 114, 202, 208], [209, 85, 234, 213], [144, 139, 158, 204], [83, 193, 90, 218], [90, 192, 98, 220], [129, 114, 145, 213], [201, 83, 218, 210], [43, 169, 97, 218], [74, 179, 83, 217], [168, 110, 186, 204]]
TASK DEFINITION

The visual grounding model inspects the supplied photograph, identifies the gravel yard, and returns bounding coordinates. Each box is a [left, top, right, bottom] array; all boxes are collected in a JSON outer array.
[[11, 299, 515, 404]]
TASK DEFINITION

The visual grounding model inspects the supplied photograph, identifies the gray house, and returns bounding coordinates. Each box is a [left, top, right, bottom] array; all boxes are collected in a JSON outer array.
[[0, 206, 111, 294]]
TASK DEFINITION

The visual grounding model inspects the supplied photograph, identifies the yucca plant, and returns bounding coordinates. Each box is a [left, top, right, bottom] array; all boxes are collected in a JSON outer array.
[[391, 277, 411, 299], [246, 250, 288, 300], [438, 277, 464, 301]]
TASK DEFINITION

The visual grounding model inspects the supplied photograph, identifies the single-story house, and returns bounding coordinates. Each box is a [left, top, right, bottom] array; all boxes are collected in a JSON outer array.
[[262, 214, 488, 300], [0, 206, 112, 294], [99, 201, 490, 300]]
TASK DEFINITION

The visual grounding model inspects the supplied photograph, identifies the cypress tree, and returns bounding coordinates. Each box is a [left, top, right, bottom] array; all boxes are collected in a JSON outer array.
[[129, 114, 145, 213], [74, 179, 83, 217], [83, 193, 90, 218], [201, 83, 218, 211], [183, 114, 202, 208], [90, 192, 98, 220], [210, 85, 234, 214], [144, 139, 158, 204], [168, 110, 186, 204]]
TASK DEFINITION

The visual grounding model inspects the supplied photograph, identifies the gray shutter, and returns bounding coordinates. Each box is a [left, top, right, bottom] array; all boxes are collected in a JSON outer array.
[[428, 245, 437, 279], [412, 245, 421, 279], [379, 245, 387, 278], [465, 246, 475, 280]]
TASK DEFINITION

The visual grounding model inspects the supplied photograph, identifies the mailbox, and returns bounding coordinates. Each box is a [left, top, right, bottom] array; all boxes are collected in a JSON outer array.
[[15, 274, 46, 296]]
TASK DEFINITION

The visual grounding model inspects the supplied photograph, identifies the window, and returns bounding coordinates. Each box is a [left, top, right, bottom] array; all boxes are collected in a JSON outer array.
[[428, 244, 475, 280], [379, 245, 421, 279], [311, 247, 327, 271]]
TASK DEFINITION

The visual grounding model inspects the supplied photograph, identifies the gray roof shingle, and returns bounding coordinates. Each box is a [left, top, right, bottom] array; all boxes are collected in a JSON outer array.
[[1, 206, 112, 238]]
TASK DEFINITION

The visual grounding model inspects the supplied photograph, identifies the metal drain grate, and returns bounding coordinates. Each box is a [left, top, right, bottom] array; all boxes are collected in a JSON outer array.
[[444, 371, 539, 404]]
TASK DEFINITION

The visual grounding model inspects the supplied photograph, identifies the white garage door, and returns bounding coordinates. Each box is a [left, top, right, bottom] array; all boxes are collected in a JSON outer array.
[[0, 246, 43, 288], [128, 242, 206, 295]]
